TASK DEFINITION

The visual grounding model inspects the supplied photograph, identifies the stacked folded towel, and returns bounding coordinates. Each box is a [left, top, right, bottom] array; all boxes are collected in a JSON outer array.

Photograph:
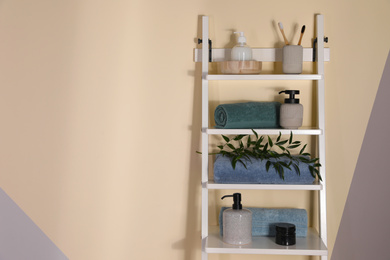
[[214, 154, 315, 184], [214, 102, 281, 129], [219, 207, 308, 237]]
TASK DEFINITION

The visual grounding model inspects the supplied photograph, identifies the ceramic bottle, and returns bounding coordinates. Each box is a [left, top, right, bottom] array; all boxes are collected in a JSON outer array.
[[221, 193, 252, 245], [279, 90, 303, 129]]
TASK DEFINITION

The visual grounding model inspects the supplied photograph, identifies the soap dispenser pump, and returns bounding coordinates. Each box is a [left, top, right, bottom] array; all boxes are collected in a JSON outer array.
[[278, 90, 303, 129], [221, 193, 252, 245], [231, 32, 253, 61]]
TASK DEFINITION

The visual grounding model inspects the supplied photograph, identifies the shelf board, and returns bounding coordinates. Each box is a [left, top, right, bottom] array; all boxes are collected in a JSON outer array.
[[206, 180, 323, 190], [193, 48, 330, 62], [205, 128, 322, 136], [206, 74, 323, 81], [205, 226, 328, 256]]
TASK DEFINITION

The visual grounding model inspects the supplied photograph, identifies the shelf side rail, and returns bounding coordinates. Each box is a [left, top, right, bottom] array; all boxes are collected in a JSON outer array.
[[201, 15, 209, 260], [316, 14, 328, 260]]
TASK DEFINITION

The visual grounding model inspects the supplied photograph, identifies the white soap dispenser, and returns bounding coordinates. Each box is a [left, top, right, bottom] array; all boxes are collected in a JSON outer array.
[[221, 193, 252, 245], [231, 32, 253, 61]]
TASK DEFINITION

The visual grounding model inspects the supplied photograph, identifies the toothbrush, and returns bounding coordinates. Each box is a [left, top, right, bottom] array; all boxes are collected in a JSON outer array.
[[278, 22, 289, 45], [298, 25, 306, 45]]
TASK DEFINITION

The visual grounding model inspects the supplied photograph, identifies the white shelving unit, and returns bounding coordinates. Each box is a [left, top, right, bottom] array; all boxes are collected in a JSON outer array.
[[205, 128, 322, 135], [194, 14, 329, 259], [206, 226, 327, 256], [206, 180, 323, 191], [207, 74, 323, 80]]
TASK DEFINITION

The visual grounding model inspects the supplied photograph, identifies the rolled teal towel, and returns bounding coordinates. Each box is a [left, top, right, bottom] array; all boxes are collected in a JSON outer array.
[[214, 102, 281, 129], [219, 207, 308, 237], [214, 154, 315, 184]]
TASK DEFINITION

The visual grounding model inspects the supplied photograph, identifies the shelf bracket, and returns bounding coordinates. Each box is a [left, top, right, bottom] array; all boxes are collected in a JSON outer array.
[[198, 38, 213, 62], [312, 37, 329, 61]]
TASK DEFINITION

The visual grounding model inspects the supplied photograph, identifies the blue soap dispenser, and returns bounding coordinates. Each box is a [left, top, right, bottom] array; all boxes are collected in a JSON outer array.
[[221, 193, 252, 245]]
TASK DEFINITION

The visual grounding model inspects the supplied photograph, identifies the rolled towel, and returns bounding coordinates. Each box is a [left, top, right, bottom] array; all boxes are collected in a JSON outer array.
[[214, 102, 281, 129], [219, 207, 308, 237], [214, 154, 315, 184]]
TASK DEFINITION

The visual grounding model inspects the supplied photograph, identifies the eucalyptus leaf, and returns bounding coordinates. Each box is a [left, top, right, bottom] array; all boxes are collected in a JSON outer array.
[[279, 161, 292, 170], [266, 161, 271, 172], [317, 172, 323, 181], [300, 144, 307, 154], [222, 135, 230, 142], [299, 157, 310, 163], [293, 163, 301, 176], [268, 151, 277, 157], [308, 165, 315, 178], [276, 140, 288, 146], [268, 136, 273, 147], [221, 151, 229, 157], [238, 159, 247, 169], [227, 143, 235, 150], [277, 132, 281, 142], [252, 129, 258, 140], [232, 158, 237, 169], [234, 135, 246, 141], [263, 143, 269, 152], [274, 163, 284, 180], [242, 153, 252, 161], [259, 135, 264, 143], [256, 136, 264, 147]]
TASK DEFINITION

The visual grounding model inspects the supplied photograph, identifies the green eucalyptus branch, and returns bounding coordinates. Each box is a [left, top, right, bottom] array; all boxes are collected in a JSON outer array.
[[199, 130, 322, 181]]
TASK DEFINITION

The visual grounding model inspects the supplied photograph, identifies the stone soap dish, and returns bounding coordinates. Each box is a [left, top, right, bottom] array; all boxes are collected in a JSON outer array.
[[219, 61, 262, 74]]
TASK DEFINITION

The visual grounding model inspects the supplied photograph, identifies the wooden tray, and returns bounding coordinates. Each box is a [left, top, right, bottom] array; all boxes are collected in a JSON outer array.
[[219, 61, 262, 74]]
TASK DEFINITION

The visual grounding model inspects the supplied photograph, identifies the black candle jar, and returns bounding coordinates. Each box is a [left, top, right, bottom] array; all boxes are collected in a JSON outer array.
[[275, 223, 296, 246]]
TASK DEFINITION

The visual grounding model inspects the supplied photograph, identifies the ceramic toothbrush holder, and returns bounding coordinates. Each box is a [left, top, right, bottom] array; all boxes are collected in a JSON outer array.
[[282, 45, 303, 74]]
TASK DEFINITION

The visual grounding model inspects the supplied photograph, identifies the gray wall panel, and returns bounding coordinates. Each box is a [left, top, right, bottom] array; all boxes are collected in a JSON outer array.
[[331, 51, 390, 259], [0, 188, 68, 260]]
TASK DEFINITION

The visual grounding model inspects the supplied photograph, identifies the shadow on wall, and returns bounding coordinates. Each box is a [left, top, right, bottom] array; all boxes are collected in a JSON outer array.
[[171, 15, 204, 260]]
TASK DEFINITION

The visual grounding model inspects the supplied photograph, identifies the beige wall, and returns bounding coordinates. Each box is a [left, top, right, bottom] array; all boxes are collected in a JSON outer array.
[[0, 1, 389, 259]]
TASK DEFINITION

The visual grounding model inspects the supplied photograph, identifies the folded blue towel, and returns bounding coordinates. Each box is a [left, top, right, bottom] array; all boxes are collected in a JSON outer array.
[[214, 154, 315, 184], [214, 102, 281, 129], [219, 207, 308, 237]]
